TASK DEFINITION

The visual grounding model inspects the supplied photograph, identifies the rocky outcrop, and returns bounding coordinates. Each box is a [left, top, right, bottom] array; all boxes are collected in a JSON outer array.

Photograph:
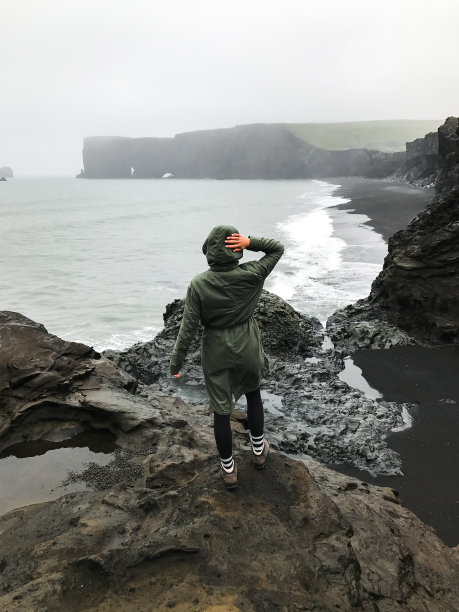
[[0, 166, 13, 178], [105, 291, 413, 476], [437, 116, 459, 193], [389, 117, 459, 188], [79, 124, 404, 179], [0, 311, 154, 451], [370, 191, 459, 343], [328, 117, 459, 348], [105, 290, 323, 385], [1, 311, 458, 611], [326, 299, 421, 353], [402, 131, 439, 186]]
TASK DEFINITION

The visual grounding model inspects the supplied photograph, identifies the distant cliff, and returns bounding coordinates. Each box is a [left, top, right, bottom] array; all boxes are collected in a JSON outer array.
[[0, 166, 13, 178], [78, 124, 404, 180]]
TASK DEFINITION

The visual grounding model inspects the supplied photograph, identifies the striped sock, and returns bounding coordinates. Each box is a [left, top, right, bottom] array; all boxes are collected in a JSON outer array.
[[221, 455, 235, 473], [250, 433, 264, 456]]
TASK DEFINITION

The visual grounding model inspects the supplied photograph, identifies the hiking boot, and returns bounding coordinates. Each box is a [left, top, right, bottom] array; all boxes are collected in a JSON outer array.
[[252, 440, 270, 469], [221, 462, 238, 490]]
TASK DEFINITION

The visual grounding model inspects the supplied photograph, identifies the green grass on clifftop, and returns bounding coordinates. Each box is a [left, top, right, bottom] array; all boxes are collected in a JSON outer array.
[[286, 119, 441, 152]]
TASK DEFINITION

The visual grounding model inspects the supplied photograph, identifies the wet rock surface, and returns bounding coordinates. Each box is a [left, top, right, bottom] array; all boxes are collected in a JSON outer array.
[[326, 298, 421, 354], [1, 312, 458, 610], [370, 190, 459, 343], [0, 311, 149, 454], [106, 292, 412, 476]]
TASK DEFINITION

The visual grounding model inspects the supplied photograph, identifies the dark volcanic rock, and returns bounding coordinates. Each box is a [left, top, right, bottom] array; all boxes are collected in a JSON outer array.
[[1, 312, 458, 611], [402, 130, 439, 186], [0, 311, 152, 451], [329, 117, 459, 348], [80, 123, 403, 179], [370, 188, 459, 343], [437, 116, 459, 193], [326, 299, 420, 353], [390, 117, 459, 189]]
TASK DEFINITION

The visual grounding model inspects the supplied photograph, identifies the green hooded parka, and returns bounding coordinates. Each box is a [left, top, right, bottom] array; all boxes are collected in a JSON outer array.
[[170, 225, 284, 415]]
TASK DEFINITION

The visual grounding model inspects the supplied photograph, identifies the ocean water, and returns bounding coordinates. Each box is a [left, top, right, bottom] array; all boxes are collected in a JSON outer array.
[[0, 177, 387, 351]]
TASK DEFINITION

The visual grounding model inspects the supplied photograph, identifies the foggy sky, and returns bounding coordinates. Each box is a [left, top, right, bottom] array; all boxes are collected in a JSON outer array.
[[2, 0, 458, 175]]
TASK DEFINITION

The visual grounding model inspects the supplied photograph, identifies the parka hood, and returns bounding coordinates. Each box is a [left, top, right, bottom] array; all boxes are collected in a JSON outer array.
[[202, 225, 243, 269]]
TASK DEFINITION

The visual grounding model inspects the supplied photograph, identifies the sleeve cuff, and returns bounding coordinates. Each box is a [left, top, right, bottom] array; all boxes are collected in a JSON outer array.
[[246, 236, 263, 251]]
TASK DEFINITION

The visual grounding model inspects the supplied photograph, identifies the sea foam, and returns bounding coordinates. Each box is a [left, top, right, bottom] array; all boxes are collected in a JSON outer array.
[[267, 181, 386, 324]]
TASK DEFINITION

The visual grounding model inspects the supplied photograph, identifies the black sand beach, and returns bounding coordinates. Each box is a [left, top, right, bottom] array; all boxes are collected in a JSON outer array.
[[331, 177, 433, 241], [334, 346, 459, 547], [327, 178, 458, 547]]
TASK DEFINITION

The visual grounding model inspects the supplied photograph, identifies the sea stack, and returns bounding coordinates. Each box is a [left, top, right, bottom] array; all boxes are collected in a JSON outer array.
[[0, 166, 13, 179]]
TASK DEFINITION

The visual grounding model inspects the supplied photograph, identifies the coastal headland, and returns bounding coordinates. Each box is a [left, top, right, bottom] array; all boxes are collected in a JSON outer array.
[[77, 120, 441, 182]]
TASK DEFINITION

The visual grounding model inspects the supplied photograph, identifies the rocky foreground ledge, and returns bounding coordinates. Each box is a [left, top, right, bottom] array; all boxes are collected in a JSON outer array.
[[1, 311, 458, 611]]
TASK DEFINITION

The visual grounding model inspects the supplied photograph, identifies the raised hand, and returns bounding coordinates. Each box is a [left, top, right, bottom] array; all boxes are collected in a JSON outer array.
[[225, 233, 250, 252]]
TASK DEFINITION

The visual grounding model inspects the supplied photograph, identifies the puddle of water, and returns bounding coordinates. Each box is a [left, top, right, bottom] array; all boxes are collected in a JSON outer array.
[[321, 336, 334, 351], [233, 389, 284, 418], [0, 430, 117, 459], [171, 382, 285, 418], [261, 390, 284, 417], [170, 381, 208, 406], [338, 356, 382, 400], [391, 406, 413, 432], [0, 430, 117, 516], [304, 356, 321, 364]]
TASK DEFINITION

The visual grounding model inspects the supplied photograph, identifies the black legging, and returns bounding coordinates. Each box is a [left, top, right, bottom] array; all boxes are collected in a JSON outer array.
[[213, 388, 264, 459]]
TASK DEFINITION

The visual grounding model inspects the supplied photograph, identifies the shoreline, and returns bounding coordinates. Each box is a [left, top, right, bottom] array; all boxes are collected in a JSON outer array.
[[329, 176, 433, 242]]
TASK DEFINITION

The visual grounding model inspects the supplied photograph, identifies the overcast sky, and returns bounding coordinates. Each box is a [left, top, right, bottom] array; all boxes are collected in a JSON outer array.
[[2, 0, 458, 174]]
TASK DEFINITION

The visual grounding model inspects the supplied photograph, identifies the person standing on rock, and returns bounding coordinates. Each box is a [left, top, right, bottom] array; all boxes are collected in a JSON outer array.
[[170, 225, 284, 489]]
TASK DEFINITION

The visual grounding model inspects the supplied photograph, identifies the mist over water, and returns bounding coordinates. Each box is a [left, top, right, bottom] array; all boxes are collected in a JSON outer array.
[[0, 178, 387, 350]]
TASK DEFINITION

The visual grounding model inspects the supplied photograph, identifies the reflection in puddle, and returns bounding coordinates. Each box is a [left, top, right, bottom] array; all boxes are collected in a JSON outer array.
[[234, 389, 284, 418], [173, 381, 285, 419], [0, 430, 117, 459], [0, 430, 117, 516], [339, 356, 382, 400], [321, 335, 334, 351], [170, 380, 208, 406], [304, 356, 320, 364], [260, 390, 284, 417]]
